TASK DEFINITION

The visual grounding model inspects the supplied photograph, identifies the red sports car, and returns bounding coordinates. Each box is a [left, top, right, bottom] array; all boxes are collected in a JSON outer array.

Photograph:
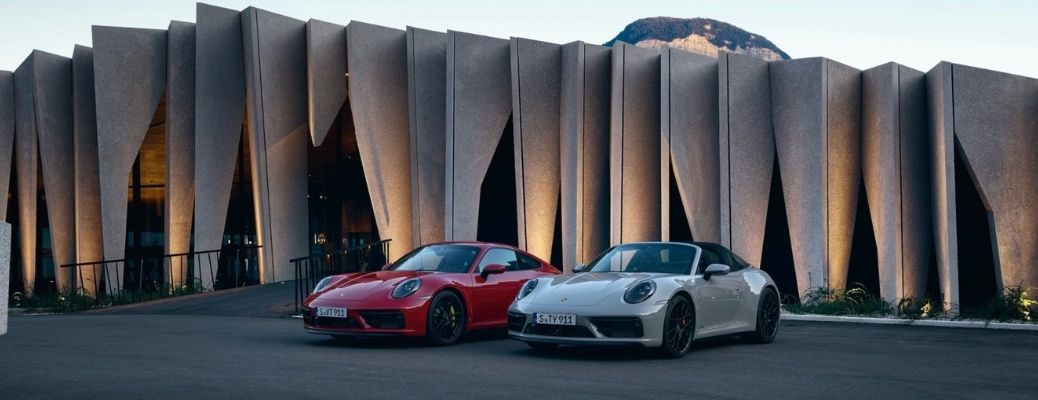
[[302, 242, 560, 345]]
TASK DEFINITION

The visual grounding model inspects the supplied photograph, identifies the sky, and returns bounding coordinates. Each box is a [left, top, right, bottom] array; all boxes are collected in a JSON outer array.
[[0, 0, 1035, 78]]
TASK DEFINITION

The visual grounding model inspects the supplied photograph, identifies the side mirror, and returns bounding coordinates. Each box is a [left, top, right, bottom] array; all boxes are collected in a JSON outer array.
[[572, 264, 586, 273], [380, 263, 392, 271], [480, 264, 507, 279], [703, 264, 730, 281]]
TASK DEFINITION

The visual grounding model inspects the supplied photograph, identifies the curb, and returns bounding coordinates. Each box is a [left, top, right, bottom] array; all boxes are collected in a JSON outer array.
[[781, 313, 1038, 332]]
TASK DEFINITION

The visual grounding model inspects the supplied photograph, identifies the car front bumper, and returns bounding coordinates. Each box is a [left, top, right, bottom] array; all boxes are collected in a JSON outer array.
[[302, 299, 431, 338], [507, 302, 668, 348]]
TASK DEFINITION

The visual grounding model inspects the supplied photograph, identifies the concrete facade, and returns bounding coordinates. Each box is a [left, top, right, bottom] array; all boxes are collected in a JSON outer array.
[[771, 58, 861, 294], [511, 37, 561, 261], [72, 46, 103, 295], [560, 42, 611, 270], [93, 26, 167, 293], [306, 19, 347, 147], [1, 4, 1035, 311], [444, 31, 512, 242], [407, 27, 447, 247], [718, 53, 774, 266], [241, 7, 310, 283], [347, 21, 414, 261], [610, 42, 661, 245], [661, 48, 721, 243], [1, 221, 9, 335], [863, 63, 931, 303], [166, 21, 196, 287], [193, 3, 247, 290]]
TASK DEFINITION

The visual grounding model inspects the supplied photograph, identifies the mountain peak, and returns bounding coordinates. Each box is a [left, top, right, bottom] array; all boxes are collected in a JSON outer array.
[[606, 17, 790, 61]]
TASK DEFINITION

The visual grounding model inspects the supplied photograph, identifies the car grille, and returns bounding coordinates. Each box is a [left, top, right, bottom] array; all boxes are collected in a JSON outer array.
[[312, 316, 362, 329], [590, 317, 644, 338], [525, 324, 594, 338], [359, 311, 406, 329], [507, 312, 527, 332]]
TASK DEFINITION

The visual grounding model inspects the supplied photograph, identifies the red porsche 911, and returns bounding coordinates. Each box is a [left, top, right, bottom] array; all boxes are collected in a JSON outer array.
[[302, 242, 560, 345]]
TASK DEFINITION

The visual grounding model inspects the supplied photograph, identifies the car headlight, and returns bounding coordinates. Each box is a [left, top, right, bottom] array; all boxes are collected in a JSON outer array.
[[392, 278, 422, 299], [517, 279, 538, 300], [313, 276, 335, 294], [624, 280, 656, 304]]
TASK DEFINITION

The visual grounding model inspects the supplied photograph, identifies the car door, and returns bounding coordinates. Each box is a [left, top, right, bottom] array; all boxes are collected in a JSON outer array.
[[469, 248, 527, 327], [694, 246, 743, 334]]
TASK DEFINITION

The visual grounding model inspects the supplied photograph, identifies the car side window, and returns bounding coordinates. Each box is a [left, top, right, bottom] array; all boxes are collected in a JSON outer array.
[[697, 247, 723, 274], [476, 249, 519, 273], [728, 251, 750, 272], [516, 253, 543, 271]]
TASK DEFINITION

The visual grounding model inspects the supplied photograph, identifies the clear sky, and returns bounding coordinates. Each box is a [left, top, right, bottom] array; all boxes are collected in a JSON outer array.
[[0, 0, 1035, 78]]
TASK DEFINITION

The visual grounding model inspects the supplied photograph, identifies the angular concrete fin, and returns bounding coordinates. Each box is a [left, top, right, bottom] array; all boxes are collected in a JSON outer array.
[[560, 42, 611, 270], [926, 62, 958, 311], [32, 51, 76, 292], [863, 62, 930, 303], [719, 52, 773, 266], [242, 7, 310, 283], [511, 37, 561, 261], [13, 55, 39, 294], [166, 21, 196, 286], [407, 26, 447, 247], [93, 26, 167, 293], [610, 43, 661, 245], [307, 19, 347, 147], [444, 31, 511, 241], [346, 21, 414, 261], [194, 2, 247, 288], [662, 48, 721, 244], [0, 71, 13, 220], [72, 45, 104, 295], [825, 60, 862, 291], [949, 64, 1038, 296]]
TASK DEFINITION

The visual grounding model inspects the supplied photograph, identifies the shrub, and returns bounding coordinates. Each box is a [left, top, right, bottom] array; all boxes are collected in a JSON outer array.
[[785, 284, 893, 317]]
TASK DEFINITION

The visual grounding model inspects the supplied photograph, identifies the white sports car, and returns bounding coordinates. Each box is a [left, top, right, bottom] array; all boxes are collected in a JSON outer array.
[[508, 242, 781, 357]]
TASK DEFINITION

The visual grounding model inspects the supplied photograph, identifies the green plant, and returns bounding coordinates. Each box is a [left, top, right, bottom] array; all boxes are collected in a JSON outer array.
[[961, 285, 1036, 322], [896, 297, 945, 320], [784, 284, 893, 317]]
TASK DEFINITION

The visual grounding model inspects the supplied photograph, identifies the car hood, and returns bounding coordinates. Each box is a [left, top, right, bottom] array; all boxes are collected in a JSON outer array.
[[530, 272, 659, 306], [319, 270, 433, 301]]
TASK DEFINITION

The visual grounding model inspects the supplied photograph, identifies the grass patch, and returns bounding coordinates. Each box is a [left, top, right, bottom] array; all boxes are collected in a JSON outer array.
[[784, 284, 1036, 323]]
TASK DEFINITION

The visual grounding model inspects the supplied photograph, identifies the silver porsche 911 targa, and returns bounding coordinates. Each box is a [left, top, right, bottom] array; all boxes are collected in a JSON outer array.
[[508, 242, 781, 358]]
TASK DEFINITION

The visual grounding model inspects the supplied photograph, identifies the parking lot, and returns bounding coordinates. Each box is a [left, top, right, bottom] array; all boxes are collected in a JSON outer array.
[[2, 305, 1037, 399]]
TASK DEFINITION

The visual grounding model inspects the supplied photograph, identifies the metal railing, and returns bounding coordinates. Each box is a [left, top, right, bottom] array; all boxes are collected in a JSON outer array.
[[59, 245, 263, 311], [291, 239, 391, 313]]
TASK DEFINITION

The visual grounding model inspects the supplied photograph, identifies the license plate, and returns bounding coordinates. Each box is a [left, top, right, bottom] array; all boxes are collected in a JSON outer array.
[[317, 306, 348, 318], [535, 313, 576, 326]]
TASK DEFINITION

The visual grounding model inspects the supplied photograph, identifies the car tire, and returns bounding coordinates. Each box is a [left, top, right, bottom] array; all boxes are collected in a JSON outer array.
[[526, 342, 558, 351], [658, 295, 695, 358], [425, 291, 466, 346], [743, 288, 780, 344]]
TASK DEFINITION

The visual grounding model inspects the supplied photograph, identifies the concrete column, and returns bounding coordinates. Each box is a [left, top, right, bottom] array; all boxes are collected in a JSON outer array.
[[511, 37, 561, 261], [718, 53, 774, 266], [0, 71, 12, 220], [241, 7, 310, 282], [194, 3, 247, 290], [862, 63, 930, 303], [307, 19, 347, 147], [407, 27, 447, 247], [72, 46, 103, 296], [13, 55, 39, 294], [926, 63, 959, 312], [347, 21, 414, 261], [1, 221, 9, 335], [93, 26, 167, 294], [560, 42, 610, 270], [610, 42, 661, 245], [444, 31, 512, 242], [166, 21, 195, 288], [661, 48, 721, 243]]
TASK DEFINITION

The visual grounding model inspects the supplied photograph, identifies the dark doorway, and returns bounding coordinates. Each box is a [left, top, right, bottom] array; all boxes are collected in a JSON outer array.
[[953, 139, 998, 309], [845, 178, 880, 294], [477, 117, 518, 246], [669, 164, 694, 243], [760, 159, 798, 300]]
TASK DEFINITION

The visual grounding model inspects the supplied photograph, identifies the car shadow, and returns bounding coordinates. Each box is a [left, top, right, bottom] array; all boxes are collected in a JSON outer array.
[[511, 335, 747, 361], [303, 328, 512, 349]]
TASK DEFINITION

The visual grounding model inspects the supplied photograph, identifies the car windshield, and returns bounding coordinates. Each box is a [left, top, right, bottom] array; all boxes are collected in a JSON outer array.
[[586, 243, 698, 275], [389, 244, 480, 273]]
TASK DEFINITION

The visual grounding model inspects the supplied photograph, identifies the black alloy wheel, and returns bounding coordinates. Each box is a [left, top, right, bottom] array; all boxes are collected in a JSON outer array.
[[426, 291, 466, 345], [659, 295, 695, 358], [745, 288, 780, 344]]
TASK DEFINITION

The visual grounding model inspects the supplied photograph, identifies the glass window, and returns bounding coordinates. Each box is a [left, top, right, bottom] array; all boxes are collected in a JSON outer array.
[[729, 250, 751, 272], [587, 243, 698, 275], [516, 253, 543, 271], [389, 245, 480, 273], [698, 247, 724, 274], [477, 249, 519, 273]]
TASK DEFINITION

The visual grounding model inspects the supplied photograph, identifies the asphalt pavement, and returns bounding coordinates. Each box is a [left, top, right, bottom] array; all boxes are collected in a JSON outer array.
[[2, 309, 1036, 399]]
